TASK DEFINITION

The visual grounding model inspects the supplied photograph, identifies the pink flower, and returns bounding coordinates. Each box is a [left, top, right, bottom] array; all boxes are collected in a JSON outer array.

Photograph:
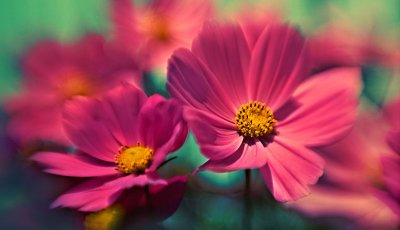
[[111, 0, 212, 71], [4, 34, 140, 145], [289, 101, 400, 229], [167, 22, 361, 202], [309, 23, 400, 71], [31, 83, 188, 211]]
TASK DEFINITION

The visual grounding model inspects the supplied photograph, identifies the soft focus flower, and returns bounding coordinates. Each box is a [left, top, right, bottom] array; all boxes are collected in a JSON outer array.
[[4, 34, 140, 145], [111, 0, 212, 71], [309, 25, 400, 71], [31, 83, 188, 211], [289, 100, 400, 229], [167, 22, 361, 202]]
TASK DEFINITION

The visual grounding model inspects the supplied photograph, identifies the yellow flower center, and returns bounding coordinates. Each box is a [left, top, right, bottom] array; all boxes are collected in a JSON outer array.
[[235, 101, 277, 138], [84, 205, 124, 230], [62, 72, 95, 99], [140, 12, 170, 42], [115, 144, 154, 174]]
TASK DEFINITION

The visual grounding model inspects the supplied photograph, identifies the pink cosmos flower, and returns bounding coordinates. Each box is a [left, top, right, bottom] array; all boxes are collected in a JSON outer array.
[[4, 34, 140, 145], [309, 25, 400, 71], [31, 83, 188, 211], [111, 0, 212, 71], [167, 22, 361, 202], [289, 101, 400, 229]]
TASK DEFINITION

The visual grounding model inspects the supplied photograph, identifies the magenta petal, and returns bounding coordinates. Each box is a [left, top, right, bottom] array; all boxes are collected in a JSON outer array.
[[192, 22, 251, 105], [184, 108, 242, 161], [381, 155, 400, 201], [248, 23, 309, 110], [383, 98, 400, 130], [52, 174, 166, 212], [103, 173, 167, 189], [261, 137, 325, 202], [31, 152, 118, 177], [147, 176, 187, 220], [101, 82, 147, 146], [62, 83, 147, 162], [387, 130, 400, 154], [167, 48, 237, 120], [137, 95, 188, 171], [199, 141, 268, 172], [51, 177, 122, 212], [138, 95, 187, 150], [63, 97, 120, 162], [278, 67, 361, 146]]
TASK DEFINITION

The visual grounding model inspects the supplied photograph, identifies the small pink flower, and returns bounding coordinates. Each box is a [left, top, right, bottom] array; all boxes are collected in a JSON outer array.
[[31, 83, 188, 211], [4, 34, 140, 145], [111, 0, 212, 71], [289, 101, 400, 228], [167, 22, 361, 202]]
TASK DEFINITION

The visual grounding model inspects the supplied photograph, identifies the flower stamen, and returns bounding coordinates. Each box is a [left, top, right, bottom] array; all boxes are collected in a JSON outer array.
[[115, 144, 153, 174], [235, 101, 277, 138]]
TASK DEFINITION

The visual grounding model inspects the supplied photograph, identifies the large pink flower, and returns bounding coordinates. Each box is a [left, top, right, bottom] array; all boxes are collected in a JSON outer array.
[[31, 83, 188, 211], [289, 101, 400, 229], [4, 34, 140, 145], [111, 0, 212, 71], [167, 22, 361, 202]]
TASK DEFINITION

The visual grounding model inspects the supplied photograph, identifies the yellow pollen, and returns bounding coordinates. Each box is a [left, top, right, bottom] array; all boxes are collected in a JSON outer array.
[[84, 205, 124, 230], [235, 101, 277, 138], [115, 144, 154, 174]]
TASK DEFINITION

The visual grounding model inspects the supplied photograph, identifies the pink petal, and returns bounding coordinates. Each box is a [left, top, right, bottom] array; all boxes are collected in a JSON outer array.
[[111, 0, 139, 49], [6, 105, 70, 145], [381, 155, 400, 201], [22, 39, 70, 85], [63, 97, 120, 162], [167, 48, 237, 121], [383, 98, 400, 131], [192, 22, 251, 105], [62, 83, 147, 162], [261, 137, 325, 202], [138, 95, 186, 150], [103, 173, 167, 189], [137, 95, 188, 171], [31, 152, 118, 177], [52, 173, 166, 212], [101, 82, 147, 146], [387, 130, 400, 154], [289, 187, 400, 228], [198, 141, 268, 172], [51, 177, 122, 212], [277, 67, 361, 146], [247, 23, 309, 110], [184, 107, 242, 161]]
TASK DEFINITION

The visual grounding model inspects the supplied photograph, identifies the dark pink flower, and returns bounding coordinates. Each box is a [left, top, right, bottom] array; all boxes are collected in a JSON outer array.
[[111, 0, 212, 71], [31, 83, 188, 211], [289, 101, 400, 228], [167, 22, 361, 202], [5, 34, 140, 145]]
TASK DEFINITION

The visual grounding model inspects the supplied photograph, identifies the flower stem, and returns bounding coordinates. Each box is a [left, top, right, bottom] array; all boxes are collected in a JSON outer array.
[[244, 169, 252, 229]]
